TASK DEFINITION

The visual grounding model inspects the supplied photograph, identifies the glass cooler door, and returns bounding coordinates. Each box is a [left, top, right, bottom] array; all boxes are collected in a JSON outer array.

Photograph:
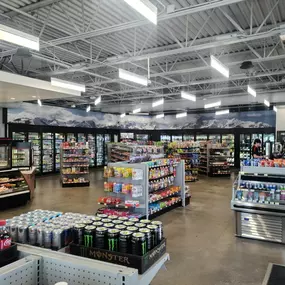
[[160, 135, 171, 142], [12, 142, 31, 168], [78, 133, 87, 143], [172, 135, 183, 142], [209, 134, 221, 143], [28, 132, 41, 173], [96, 134, 104, 166], [67, 133, 76, 142], [183, 134, 194, 141], [240, 134, 251, 161], [222, 134, 235, 167], [55, 133, 65, 172], [42, 133, 54, 173], [88, 134, 95, 167], [196, 134, 207, 142], [0, 142, 11, 170], [104, 134, 111, 165], [12, 132, 26, 141]]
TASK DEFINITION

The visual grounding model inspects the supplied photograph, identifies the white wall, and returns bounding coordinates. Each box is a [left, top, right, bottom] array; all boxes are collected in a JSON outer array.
[[276, 107, 285, 133]]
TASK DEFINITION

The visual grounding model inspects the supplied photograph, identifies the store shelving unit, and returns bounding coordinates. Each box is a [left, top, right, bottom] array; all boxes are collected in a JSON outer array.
[[12, 132, 26, 141], [231, 165, 285, 244], [199, 144, 231, 176], [60, 142, 90, 187], [108, 143, 164, 163], [102, 159, 185, 219]]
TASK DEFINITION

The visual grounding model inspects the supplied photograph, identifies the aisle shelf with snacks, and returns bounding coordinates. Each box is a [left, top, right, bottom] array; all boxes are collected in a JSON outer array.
[[231, 163, 285, 244], [60, 142, 90, 187], [108, 143, 164, 163], [167, 141, 200, 182], [101, 158, 185, 219]]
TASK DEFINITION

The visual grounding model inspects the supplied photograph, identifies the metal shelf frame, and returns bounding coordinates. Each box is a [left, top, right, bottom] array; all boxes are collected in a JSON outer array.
[[0, 244, 169, 285]]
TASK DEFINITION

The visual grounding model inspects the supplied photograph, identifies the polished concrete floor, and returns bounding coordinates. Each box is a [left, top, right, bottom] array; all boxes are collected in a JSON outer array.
[[1, 170, 285, 285]]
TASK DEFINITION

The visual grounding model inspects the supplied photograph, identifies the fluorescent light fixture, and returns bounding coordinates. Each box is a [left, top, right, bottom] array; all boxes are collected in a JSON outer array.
[[71, 104, 76, 108], [204, 101, 221, 109], [86, 105, 91, 112], [176, 112, 187, 118], [152, 98, 164, 107], [123, 0, 157, 25], [210, 55, 229, 78], [132, 108, 141, 114], [264, 99, 270, 107], [51, 78, 86, 92], [274, 106, 278, 112], [247, 85, 256, 97], [37, 99, 42, 106], [0, 24, 39, 51], [120, 113, 126, 118], [181, 91, 196, 102], [215, 109, 229, 116], [94, 96, 101, 105], [119, 69, 149, 86], [156, 113, 164, 119]]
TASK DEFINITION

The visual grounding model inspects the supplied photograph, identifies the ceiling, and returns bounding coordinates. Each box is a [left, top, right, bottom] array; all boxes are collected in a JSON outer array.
[[0, 0, 285, 115]]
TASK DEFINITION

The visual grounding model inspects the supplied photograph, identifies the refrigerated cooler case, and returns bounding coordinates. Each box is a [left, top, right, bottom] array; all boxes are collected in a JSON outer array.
[[12, 142, 31, 168], [160, 135, 171, 142], [196, 134, 207, 142], [96, 134, 104, 166], [55, 133, 65, 172], [209, 134, 221, 143], [78, 133, 87, 143], [222, 134, 235, 167], [183, 134, 194, 141], [28, 132, 41, 173], [88, 134, 96, 167], [231, 166, 285, 244], [172, 135, 183, 142], [136, 134, 149, 142], [104, 134, 111, 165], [67, 133, 76, 142], [42, 133, 54, 173], [0, 141, 12, 170], [12, 132, 26, 141], [240, 134, 251, 161]]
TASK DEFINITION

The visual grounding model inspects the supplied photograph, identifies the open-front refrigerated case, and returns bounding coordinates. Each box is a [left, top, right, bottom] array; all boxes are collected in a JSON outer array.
[[55, 133, 65, 172], [28, 132, 41, 173], [87, 134, 96, 167], [96, 134, 104, 166], [231, 165, 285, 244], [42, 133, 54, 173]]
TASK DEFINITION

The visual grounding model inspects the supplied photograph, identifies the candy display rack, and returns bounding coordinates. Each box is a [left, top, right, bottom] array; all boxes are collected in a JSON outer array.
[[231, 163, 285, 244], [101, 158, 185, 219], [60, 142, 90, 187]]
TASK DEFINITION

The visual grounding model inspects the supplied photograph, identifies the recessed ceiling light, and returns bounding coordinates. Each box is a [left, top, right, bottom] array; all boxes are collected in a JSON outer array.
[[204, 101, 221, 109]]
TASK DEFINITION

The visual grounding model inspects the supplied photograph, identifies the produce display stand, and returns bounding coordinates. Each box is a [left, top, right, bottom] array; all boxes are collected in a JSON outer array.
[[101, 159, 185, 219], [0, 244, 169, 285], [231, 165, 285, 243]]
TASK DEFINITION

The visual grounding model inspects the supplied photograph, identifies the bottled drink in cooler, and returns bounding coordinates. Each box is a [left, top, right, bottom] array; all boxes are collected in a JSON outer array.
[[0, 220, 11, 250]]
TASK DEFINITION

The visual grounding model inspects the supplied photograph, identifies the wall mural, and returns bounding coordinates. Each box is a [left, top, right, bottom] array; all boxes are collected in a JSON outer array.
[[8, 103, 276, 130]]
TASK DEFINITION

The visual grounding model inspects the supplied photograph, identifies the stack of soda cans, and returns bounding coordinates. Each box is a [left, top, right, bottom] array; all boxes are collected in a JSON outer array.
[[73, 214, 164, 256]]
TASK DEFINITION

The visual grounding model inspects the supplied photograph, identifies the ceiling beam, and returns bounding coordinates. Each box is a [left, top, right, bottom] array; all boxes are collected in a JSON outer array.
[[41, 0, 245, 47], [4, 0, 64, 18]]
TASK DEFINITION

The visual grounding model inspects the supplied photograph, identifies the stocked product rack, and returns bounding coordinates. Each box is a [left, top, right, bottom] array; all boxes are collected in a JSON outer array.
[[231, 165, 285, 244], [60, 142, 90, 187], [101, 158, 185, 219], [199, 144, 231, 176], [107, 143, 164, 163], [0, 244, 169, 285]]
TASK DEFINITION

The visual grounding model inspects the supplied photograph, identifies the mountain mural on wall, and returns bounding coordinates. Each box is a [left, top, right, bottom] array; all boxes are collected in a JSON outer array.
[[7, 103, 276, 129]]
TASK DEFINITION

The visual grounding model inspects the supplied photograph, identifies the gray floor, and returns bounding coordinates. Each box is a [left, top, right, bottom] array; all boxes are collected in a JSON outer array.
[[1, 170, 284, 285]]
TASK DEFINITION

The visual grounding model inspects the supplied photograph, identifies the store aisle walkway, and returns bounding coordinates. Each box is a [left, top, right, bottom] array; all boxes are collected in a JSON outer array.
[[1, 170, 285, 285]]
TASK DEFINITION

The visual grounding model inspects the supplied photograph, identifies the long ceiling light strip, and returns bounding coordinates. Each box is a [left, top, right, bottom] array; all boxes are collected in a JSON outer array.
[[86, 105, 91, 113], [0, 24, 40, 51], [120, 113, 126, 118], [264, 99, 270, 107], [152, 98, 164, 107], [247, 85, 256, 97], [51, 78, 86, 92], [133, 108, 141, 114], [94, 96, 101, 105], [176, 112, 187, 118], [123, 0, 158, 25], [37, 99, 42, 106], [215, 109, 229, 116], [156, 113, 164, 119], [210, 55, 229, 78], [119, 69, 149, 86], [181, 91, 196, 102], [204, 101, 221, 109]]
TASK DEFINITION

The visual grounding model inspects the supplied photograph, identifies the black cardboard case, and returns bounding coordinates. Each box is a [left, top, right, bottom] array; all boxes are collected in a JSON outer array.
[[69, 238, 166, 274], [0, 243, 18, 267]]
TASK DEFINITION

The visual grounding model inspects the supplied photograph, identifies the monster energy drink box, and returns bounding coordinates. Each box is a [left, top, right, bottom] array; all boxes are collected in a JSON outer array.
[[69, 238, 167, 274]]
